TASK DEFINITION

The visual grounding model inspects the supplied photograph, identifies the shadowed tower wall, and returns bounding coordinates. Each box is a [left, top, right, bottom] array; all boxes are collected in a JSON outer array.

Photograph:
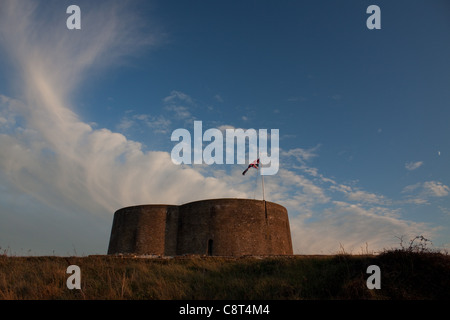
[[107, 199, 293, 256]]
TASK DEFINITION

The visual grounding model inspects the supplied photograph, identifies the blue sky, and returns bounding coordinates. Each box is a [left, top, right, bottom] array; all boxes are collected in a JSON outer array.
[[0, 0, 449, 255]]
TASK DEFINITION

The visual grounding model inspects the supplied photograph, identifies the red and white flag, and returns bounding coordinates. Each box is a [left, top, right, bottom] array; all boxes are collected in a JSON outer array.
[[242, 159, 259, 175]]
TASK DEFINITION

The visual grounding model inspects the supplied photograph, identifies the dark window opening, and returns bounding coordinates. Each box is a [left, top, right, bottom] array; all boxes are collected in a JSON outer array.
[[207, 239, 213, 256]]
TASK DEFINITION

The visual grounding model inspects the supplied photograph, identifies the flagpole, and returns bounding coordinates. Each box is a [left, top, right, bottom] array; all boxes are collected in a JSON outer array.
[[261, 162, 265, 201], [261, 161, 267, 223]]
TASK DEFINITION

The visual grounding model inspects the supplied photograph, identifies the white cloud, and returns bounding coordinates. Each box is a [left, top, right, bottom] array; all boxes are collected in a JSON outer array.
[[401, 181, 449, 206], [347, 190, 386, 204], [165, 104, 193, 120], [401, 182, 421, 194], [423, 181, 450, 197], [404, 198, 429, 205], [163, 90, 194, 105], [289, 202, 434, 254], [0, 0, 244, 254], [117, 118, 135, 131], [275, 169, 330, 205], [438, 206, 450, 216], [405, 161, 424, 171], [163, 91, 195, 122], [145, 115, 172, 133], [281, 145, 320, 164], [403, 181, 449, 198], [118, 113, 171, 134], [274, 147, 433, 253], [330, 183, 387, 205]]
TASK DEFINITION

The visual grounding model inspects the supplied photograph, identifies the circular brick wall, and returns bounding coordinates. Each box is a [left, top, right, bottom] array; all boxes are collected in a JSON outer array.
[[107, 198, 293, 256]]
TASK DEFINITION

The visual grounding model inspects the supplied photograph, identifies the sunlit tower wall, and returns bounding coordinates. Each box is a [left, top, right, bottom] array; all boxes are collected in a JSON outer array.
[[107, 198, 293, 256]]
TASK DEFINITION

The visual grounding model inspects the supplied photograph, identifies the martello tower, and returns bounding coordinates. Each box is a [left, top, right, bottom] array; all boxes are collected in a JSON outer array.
[[107, 198, 293, 256]]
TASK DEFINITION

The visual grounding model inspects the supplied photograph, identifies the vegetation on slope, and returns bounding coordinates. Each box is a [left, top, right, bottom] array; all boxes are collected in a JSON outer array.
[[0, 248, 448, 300]]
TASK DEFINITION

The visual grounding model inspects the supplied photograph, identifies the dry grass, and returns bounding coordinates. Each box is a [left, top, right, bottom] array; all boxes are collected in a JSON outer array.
[[0, 251, 448, 300]]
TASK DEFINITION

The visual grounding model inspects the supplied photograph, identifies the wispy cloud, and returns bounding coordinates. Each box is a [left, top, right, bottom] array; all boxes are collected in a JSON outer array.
[[402, 181, 449, 198], [289, 202, 433, 254], [274, 147, 433, 253], [401, 181, 450, 205], [281, 145, 320, 164], [330, 184, 387, 205], [163, 90, 194, 105], [165, 105, 193, 120], [0, 0, 245, 254], [163, 90, 195, 122], [423, 181, 450, 197], [118, 113, 172, 134], [405, 161, 424, 171]]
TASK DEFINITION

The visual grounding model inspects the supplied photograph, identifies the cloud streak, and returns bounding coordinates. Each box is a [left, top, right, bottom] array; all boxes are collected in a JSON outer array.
[[401, 181, 450, 205], [0, 0, 216, 206], [405, 161, 424, 171], [0, 0, 246, 254]]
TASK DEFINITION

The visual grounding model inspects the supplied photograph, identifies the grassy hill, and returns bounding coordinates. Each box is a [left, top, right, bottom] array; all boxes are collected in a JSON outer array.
[[1, 249, 449, 300]]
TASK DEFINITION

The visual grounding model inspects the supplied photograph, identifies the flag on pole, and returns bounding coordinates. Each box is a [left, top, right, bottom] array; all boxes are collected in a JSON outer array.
[[242, 158, 260, 175]]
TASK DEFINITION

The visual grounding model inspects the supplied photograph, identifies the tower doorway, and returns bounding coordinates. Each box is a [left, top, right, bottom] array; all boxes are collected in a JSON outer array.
[[207, 239, 213, 256]]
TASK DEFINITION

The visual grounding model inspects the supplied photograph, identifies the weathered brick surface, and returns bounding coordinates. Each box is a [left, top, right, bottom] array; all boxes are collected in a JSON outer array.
[[107, 199, 293, 256]]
